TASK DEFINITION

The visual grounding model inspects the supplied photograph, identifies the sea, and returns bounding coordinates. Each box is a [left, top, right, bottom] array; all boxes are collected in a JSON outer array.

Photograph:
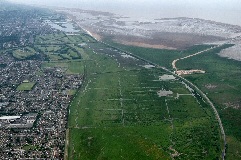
[[11, 0, 241, 26]]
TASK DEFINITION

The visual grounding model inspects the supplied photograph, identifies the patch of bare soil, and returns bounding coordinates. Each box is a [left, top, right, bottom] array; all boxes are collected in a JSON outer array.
[[176, 70, 205, 75], [90, 32, 102, 41], [205, 84, 218, 89], [224, 102, 241, 110], [151, 32, 224, 49], [111, 34, 179, 49], [219, 43, 241, 61], [63, 9, 240, 50], [169, 146, 182, 158], [85, 28, 102, 41], [116, 39, 177, 50], [110, 32, 224, 50]]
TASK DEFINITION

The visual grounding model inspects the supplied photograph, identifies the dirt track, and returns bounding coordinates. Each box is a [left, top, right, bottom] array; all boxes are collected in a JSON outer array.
[[172, 45, 221, 71]]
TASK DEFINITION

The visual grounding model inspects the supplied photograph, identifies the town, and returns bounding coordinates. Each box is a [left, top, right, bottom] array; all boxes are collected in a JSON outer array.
[[0, 2, 83, 159], [2, 1, 241, 160]]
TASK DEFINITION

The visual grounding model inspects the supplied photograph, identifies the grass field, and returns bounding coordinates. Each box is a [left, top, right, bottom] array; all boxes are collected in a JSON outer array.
[[67, 43, 222, 159], [71, 46, 89, 60], [35, 33, 95, 44], [36, 32, 232, 159], [17, 82, 36, 91], [12, 47, 36, 60], [174, 44, 241, 159], [34, 44, 82, 61], [68, 89, 77, 96], [42, 61, 85, 74], [22, 145, 38, 151], [35, 33, 66, 44], [106, 42, 213, 69], [33, 33, 89, 76], [34, 33, 94, 61]]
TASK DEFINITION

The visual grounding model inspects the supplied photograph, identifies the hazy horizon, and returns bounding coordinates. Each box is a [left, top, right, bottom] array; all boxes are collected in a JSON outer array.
[[8, 0, 241, 26]]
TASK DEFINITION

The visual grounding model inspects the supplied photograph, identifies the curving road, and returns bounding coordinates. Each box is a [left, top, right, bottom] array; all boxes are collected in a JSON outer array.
[[166, 68, 226, 160], [172, 45, 221, 71], [170, 45, 226, 159], [68, 19, 227, 159], [102, 42, 227, 160]]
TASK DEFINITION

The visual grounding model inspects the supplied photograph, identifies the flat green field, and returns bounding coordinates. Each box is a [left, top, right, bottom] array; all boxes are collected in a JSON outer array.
[[175, 44, 241, 159], [34, 33, 89, 77], [107, 42, 213, 69], [22, 145, 38, 151], [34, 44, 82, 61], [34, 32, 229, 159], [34, 33, 94, 61], [42, 61, 84, 74], [17, 82, 36, 91], [12, 47, 36, 60], [67, 44, 222, 159], [35, 33, 66, 44], [109, 43, 241, 159], [35, 33, 95, 44]]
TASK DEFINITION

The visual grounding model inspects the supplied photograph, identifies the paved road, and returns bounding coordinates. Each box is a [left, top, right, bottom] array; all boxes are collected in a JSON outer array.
[[172, 45, 221, 71], [169, 45, 226, 160], [103, 42, 227, 160], [70, 21, 227, 160], [170, 69, 226, 160]]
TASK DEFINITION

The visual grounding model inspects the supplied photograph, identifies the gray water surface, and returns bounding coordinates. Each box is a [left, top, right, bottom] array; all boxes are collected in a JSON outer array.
[[10, 0, 241, 26]]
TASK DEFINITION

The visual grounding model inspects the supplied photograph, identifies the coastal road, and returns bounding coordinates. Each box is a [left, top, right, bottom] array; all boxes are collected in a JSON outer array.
[[161, 66, 227, 160], [169, 45, 226, 159], [101, 41, 227, 160], [172, 45, 221, 71], [68, 18, 227, 160]]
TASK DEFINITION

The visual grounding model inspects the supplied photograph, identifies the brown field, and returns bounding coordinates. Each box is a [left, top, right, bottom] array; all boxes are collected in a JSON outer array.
[[116, 39, 177, 50]]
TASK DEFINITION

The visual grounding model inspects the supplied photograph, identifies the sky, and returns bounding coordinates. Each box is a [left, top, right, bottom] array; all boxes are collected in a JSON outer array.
[[8, 0, 241, 26]]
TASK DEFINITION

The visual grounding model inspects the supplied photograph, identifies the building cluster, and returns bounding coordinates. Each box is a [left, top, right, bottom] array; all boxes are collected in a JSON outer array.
[[0, 52, 83, 159], [0, 113, 37, 129], [176, 69, 206, 76], [0, 4, 83, 159], [0, 7, 55, 49]]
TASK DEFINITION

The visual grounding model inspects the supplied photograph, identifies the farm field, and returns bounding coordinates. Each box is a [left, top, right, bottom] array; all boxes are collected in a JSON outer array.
[[1, 2, 240, 159], [175, 44, 241, 160], [106, 41, 214, 69], [67, 41, 223, 159], [34, 30, 236, 160], [107, 42, 241, 159]]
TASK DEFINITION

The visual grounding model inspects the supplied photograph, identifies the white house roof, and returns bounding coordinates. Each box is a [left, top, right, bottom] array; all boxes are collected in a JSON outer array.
[[0, 116, 21, 120]]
